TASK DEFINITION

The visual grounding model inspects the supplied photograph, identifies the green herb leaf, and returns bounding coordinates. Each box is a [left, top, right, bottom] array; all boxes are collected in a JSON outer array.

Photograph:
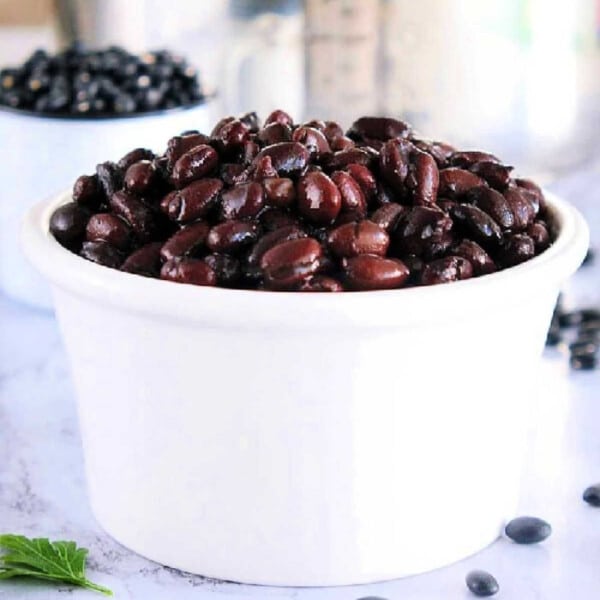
[[0, 534, 112, 596]]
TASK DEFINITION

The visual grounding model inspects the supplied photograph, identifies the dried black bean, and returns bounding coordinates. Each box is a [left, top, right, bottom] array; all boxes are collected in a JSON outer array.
[[583, 484, 600, 507], [465, 570, 499, 597], [505, 516, 551, 544]]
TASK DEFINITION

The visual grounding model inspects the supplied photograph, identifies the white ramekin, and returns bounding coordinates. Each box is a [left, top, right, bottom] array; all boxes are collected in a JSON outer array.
[[22, 191, 588, 586], [0, 102, 215, 310]]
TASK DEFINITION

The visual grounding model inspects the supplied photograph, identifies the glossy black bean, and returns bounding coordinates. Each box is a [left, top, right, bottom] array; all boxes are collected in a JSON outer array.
[[297, 171, 342, 224], [49, 203, 90, 247], [327, 221, 389, 258], [96, 161, 123, 199], [171, 144, 219, 188], [258, 122, 293, 145], [253, 142, 309, 176], [421, 256, 473, 285], [370, 203, 407, 232], [505, 516, 551, 544], [347, 116, 411, 141], [160, 257, 216, 286], [121, 242, 162, 277], [452, 240, 496, 275], [499, 233, 535, 267], [86, 213, 131, 250], [203, 253, 240, 287], [393, 206, 453, 257], [110, 190, 155, 240], [161, 178, 223, 223], [207, 221, 259, 254], [72, 174, 103, 209], [260, 238, 323, 290], [263, 177, 296, 208], [165, 133, 211, 169], [124, 160, 158, 195], [80, 240, 123, 268], [160, 221, 210, 261], [221, 182, 265, 220], [450, 204, 502, 249], [297, 275, 343, 292], [344, 255, 410, 290], [117, 147, 155, 171]]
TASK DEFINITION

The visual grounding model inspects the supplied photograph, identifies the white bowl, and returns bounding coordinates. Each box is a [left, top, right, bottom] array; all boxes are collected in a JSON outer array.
[[0, 102, 215, 310], [22, 191, 588, 586]]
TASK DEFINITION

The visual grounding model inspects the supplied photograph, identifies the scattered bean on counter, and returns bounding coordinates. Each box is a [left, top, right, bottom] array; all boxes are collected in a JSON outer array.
[[465, 570, 499, 597], [0, 43, 204, 115], [49, 110, 556, 291], [504, 516, 552, 544]]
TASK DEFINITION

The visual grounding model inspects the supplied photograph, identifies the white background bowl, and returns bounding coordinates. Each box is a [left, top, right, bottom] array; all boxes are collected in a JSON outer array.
[[0, 102, 215, 309], [21, 191, 588, 586]]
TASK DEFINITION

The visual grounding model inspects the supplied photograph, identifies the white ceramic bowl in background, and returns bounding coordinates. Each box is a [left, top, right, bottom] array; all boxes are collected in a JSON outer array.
[[22, 191, 588, 586], [0, 102, 215, 310]]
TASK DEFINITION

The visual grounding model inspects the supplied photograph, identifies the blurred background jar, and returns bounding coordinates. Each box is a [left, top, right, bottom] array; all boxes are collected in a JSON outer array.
[[2, 0, 600, 178]]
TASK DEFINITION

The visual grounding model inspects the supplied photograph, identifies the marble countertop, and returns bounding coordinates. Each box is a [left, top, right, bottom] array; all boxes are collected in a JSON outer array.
[[1, 163, 599, 599]]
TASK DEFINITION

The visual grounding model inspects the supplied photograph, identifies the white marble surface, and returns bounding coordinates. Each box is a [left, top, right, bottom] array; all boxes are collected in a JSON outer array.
[[1, 164, 599, 598]]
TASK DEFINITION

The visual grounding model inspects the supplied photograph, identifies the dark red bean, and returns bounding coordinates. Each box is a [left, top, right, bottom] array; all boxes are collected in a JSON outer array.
[[86, 213, 131, 250], [220, 163, 250, 186], [110, 190, 156, 241], [527, 221, 551, 252], [297, 171, 342, 224], [450, 150, 500, 168], [203, 253, 240, 286], [321, 121, 345, 142], [160, 257, 217, 286], [378, 138, 412, 193], [253, 142, 310, 176], [515, 178, 546, 211], [330, 135, 356, 151], [421, 256, 473, 285], [292, 126, 331, 156], [165, 133, 210, 169], [72, 174, 103, 209], [470, 160, 512, 190], [264, 109, 293, 127], [246, 225, 306, 268], [406, 148, 439, 205], [327, 220, 389, 258], [207, 221, 259, 253], [370, 203, 407, 232], [259, 208, 299, 232], [161, 178, 223, 223], [80, 240, 123, 268], [117, 147, 155, 171], [298, 275, 343, 292], [96, 161, 123, 199], [499, 233, 535, 266], [467, 186, 514, 230], [452, 240, 496, 275], [325, 148, 374, 170], [160, 221, 210, 261], [263, 177, 296, 208], [347, 116, 411, 141], [257, 122, 292, 145], [124, 160, 157, 195], [252, 155, 279, 181], [211, 118, 250, 153], [412, 139, 455, 168], [438, 168, 486, 198], [393, 206, 453, 257], [331, 171, 367, 217], [239, 111, 261, 132], [242, 139, 260, 164], [171, 144, 219, 188], [504, 187, 538, 231], [450, 204, 502, 248], [49, 202, 90, 247], [344, 255, 410, 290], [260, 237, 322, 290], [121, 242, 162, 277], [345, 164, 378, 203], [221, 182, 265, 220]]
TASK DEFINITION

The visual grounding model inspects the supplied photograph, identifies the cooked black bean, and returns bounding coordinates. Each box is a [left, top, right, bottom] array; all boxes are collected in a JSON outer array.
[[160, 257, 216, 286], [505, 516, 552, 544], [53, 110, 554, 291], [86, 213, 131, 250], [171, 144, 219, 188], [49, 203, 90, 248], [465, 570, 499, 597], [80, 240, 123, 268], [421, 256, 473, 285], [260, 238, 323, 290], [297, 171, 342, 224], [121, 242, 162, 276], [160, 221, 210, 261], [583, 484, 600, 507], [344, 255, 410, 290]]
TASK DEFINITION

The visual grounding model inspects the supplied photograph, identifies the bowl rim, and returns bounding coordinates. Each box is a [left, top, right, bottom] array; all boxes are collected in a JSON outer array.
[[0, 93, 214, 122], [21, 190, 589, 329]]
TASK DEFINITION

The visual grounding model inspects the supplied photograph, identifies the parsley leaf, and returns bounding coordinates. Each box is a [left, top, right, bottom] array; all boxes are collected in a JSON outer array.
[[0, 534, 112, 596]]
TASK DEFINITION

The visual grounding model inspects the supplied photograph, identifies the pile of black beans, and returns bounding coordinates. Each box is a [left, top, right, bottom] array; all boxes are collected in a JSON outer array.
[[49, 110, 554, 291], [0, 44, 204, 116]]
